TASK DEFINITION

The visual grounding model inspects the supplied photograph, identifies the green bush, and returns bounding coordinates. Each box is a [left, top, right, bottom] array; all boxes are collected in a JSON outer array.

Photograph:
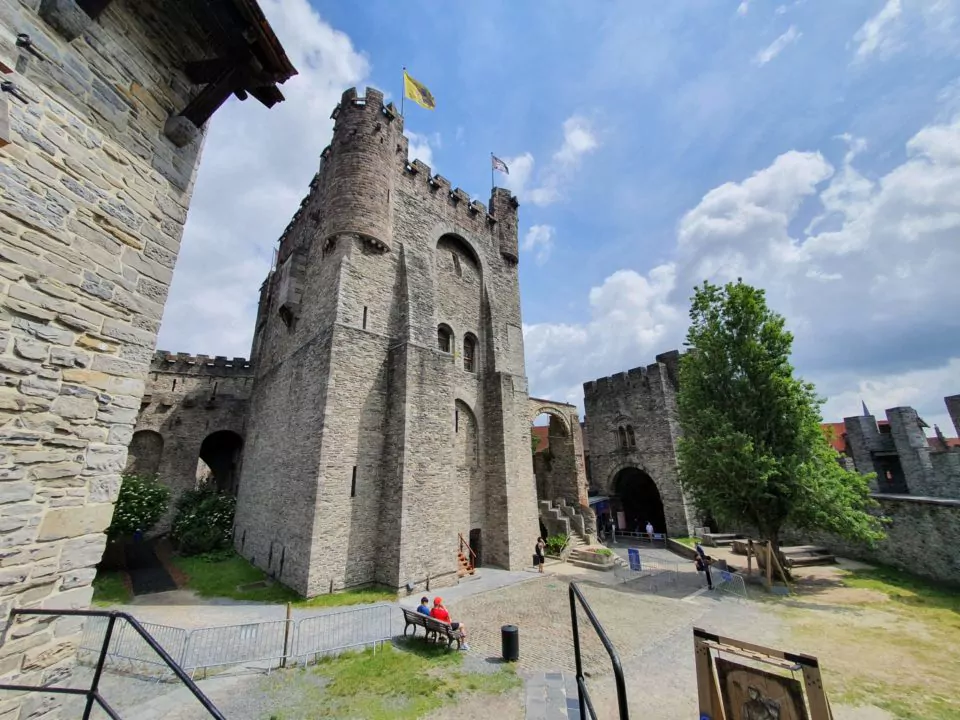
[[106, 474, 170, 539], [595, 548, 613, 557], [171, 489, 236, 556], [545, 534, 568, 555]]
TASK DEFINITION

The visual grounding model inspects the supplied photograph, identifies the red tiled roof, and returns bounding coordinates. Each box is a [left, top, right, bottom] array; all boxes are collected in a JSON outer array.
[[531, 425, 550, 453]]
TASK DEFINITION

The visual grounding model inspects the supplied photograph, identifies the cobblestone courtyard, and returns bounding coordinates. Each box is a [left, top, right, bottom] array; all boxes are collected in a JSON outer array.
[[48, 554, 959, 719]]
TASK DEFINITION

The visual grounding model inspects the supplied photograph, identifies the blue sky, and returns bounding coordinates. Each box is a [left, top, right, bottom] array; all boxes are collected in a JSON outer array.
[[159, 0, 960, 433]]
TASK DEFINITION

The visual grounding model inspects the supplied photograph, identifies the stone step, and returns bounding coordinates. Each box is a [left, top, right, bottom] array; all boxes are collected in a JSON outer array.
[[525, 671, 581, 720], [784, 554, 836, 567]]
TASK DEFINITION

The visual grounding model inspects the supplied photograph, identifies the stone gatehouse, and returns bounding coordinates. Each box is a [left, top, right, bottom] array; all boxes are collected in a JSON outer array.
[[582, 350, 695, 537]]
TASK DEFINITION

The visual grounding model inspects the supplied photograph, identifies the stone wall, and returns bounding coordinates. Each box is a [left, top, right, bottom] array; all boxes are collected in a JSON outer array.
[[0, 0, 210, 712], [528, 398, 588, 509], [783, 495, 960, 586], [946, 395, 960, 437], [583, 350, 693, 536], [235, 87, 539, 596], [130, 352, 252, 531]]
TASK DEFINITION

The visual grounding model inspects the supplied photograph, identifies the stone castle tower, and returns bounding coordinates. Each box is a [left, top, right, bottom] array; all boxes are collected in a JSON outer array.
[[232, 87, 539, 596]]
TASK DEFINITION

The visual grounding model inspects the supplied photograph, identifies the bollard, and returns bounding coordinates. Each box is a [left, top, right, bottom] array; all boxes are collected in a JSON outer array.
[[501, 624, 519, 662]]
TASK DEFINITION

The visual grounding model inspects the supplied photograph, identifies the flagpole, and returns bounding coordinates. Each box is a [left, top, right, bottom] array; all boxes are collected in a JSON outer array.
[[400, 66, 405, 117], [490, 152, 494, 194]]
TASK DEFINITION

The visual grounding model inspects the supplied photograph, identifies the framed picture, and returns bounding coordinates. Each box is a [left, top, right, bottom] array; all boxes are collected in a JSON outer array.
[[715, 657, 809, 720]]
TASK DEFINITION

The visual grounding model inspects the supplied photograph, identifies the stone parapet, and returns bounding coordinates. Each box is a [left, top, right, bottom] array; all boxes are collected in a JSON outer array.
[[151, 351, 253, 375]]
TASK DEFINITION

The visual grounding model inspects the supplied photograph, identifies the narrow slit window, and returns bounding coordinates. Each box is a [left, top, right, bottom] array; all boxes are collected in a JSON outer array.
[[362, 306, 368, 330], [463, 335, 476, 373], [452, 253, 462, 277], [618, 426, 627, 448], [350, 466, 357, 498], [172, 379, 177, 390], [627, 426, 636, 447], [455, 409, 460, 433]]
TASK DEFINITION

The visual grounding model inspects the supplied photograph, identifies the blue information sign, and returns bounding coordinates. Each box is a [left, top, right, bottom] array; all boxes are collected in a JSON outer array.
[[627, 548, 641, 571]]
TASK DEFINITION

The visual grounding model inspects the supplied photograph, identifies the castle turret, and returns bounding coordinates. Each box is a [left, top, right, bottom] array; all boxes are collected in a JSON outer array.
[[490, 187, 519, 262], [322, 87, 401, 252]]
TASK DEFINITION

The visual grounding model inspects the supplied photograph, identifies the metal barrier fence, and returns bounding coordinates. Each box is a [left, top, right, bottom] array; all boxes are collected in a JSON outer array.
[[613, 550, 680, 592], [714, 570, 747, 600], [77, 603, 395, 679], [292, 604, 392, 666], [606, 531, 668, 548]]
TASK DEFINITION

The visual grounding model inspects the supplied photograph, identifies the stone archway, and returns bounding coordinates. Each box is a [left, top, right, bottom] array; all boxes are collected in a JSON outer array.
[[610, 466, 667, 535], [198, 430, 244, 495], [528, 398, 588, 508]]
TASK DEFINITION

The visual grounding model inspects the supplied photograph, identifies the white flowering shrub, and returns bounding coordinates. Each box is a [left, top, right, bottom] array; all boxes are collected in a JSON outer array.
[[107, 474, 171, 539], [171, 488, 236, 556]]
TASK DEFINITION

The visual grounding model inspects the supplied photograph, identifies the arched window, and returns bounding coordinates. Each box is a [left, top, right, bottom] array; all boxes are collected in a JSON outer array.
[[627, 426, 636, 447], [618, 426, 627, 448], [463, 334, 477, 372], [438, 324, 452, 353]]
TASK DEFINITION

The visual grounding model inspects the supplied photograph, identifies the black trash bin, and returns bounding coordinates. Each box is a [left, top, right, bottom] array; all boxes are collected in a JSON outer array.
[[501, 624, 519, 662]]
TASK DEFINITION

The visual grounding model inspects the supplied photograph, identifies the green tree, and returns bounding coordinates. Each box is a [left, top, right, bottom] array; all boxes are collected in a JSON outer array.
[[107, 473, 170, 539], [676, 280, 884, 556], [531, 430, 541, 456]]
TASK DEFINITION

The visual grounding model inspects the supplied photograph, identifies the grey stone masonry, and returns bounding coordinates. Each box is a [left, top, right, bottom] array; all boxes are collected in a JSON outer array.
[[582, 350, 694, 537], [234, 87, 539, 597], [0, 0, 293, 716], [129, 352, 253, 532], [844, 397, 960, 500]]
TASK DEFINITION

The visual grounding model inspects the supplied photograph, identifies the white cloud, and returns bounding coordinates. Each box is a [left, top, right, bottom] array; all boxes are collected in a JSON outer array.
[[852, 0, 959, 63], [822, 358, 960, 435], [406, 130, 438, 169], [521, 225, 556, 265], [524, 112, 960, 428], [503, 116, 600, 206], [753, 25, 802, 66], [157, 0, 369, 357], [737, 1, 750, 15], [853, 0, 903, 61]]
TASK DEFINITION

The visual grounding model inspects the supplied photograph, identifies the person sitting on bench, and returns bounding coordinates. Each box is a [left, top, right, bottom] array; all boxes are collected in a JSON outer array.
[[416, 596, 431, 616], [430, 597, 469, 650]]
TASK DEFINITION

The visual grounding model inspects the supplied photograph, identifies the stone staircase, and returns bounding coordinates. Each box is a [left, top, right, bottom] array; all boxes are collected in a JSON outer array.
[[456, 551, 476, 578], [539, 499, 595, 548], [780, 545, 836, 568], [567, 547, 616, 572], [525, 671, 581, 720]]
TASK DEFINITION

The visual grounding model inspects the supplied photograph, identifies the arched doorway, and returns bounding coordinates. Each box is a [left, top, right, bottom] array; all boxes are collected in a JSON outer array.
[[530, 410, 572, 505], [197, 431, 244, 496], [126, 430, 163, 476], [612, 467, 666, 535]]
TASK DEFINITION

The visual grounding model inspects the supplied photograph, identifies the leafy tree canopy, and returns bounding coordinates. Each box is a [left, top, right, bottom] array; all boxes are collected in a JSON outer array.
[[676, 280, 884, 550]]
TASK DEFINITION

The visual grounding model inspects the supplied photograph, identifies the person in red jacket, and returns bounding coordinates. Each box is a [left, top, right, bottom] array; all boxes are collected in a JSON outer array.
[[430, 597, 469, 650]]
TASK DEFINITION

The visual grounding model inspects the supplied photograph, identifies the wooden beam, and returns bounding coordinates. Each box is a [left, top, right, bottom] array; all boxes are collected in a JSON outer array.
[[179, 66, 246, 129], [76, 0, 113, 19], [184, 57, 238, 85]]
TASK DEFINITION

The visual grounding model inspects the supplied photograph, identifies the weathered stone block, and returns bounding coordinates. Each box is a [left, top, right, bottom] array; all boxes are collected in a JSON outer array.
[[36, 504, 114, 541], [50, 395, 97, 420], [59, 534, 107, 571], [0, 481, 34, 505]]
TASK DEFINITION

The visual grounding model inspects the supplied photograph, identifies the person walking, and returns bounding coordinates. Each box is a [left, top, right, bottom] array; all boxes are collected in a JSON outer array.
[[534, 536, 546, 573], [645, 520, 654, 537], [695, 553, 714, 590]]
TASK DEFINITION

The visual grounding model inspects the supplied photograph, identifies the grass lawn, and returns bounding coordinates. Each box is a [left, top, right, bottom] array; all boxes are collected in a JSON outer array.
[[671, 536, 696, 547], [169, 552, 397, 608], [787, 564, 960, 720], [92, 570, 132, 606], [266, 642, 521, 719]]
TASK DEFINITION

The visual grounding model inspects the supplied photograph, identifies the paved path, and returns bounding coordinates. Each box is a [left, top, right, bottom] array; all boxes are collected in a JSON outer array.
[[524, 671, 581, 720]]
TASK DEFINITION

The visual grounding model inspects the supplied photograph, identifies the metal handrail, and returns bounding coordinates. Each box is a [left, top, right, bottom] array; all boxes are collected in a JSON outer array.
[[0, 608, 225, 720], [458, 533, 477, 565], [569, 581, 630, 719]]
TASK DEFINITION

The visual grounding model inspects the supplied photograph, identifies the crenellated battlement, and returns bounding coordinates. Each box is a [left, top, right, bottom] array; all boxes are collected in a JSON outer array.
[[583, 350, 683, 397], [274, 86, 519, 261], [151, 351, 254, 375]]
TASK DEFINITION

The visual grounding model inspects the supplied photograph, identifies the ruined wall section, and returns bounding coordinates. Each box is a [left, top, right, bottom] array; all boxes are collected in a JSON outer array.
[[131, 352, 252, 530], [0, 0, 210, 709], [583, 352, 693, 536]]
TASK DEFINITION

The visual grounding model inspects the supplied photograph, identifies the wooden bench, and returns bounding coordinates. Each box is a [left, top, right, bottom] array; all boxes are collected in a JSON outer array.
[[401, 608, 464, 649]]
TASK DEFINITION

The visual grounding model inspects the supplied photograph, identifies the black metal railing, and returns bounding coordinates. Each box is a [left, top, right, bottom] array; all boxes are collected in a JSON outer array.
[[569, 581, 630, 719], [0, 608, 225, 720]]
